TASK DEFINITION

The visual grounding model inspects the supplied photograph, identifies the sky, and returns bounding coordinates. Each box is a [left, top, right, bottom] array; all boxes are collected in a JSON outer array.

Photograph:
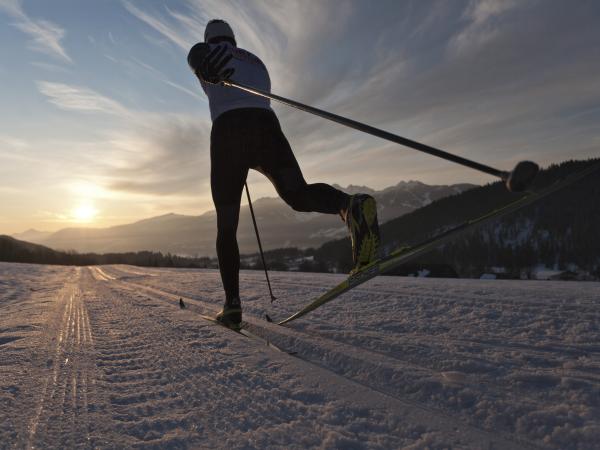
[[0, 0, 599, 234]]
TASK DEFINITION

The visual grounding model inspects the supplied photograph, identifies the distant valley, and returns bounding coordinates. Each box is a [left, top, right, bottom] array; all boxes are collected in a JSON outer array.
[[12, 181, 475, 256]]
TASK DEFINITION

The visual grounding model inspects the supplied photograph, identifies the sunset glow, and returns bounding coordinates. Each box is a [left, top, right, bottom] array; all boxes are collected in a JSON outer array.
[[71, 203, 98, 223]]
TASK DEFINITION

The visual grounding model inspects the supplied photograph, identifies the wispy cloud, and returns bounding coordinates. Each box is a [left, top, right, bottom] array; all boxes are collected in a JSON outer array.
[[36, 81, 131, 117], [34, 75, 212, 199], [0, 0, 72, 62], [129, 56, 206, 102], [449, 0, 521, 55], [121, 0, 350, 97], [468, 0, 519, 23], [103, 114, 211, 197], [123, 1, 190, 50], [30, 60, 70, 73]]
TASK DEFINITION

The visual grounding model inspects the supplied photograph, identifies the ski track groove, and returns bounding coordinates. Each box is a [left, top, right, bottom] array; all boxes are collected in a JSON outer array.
[[100, 264, 600, 450], [108, 266, 598, 365], [108, 273, 540, 450], [235, 275, 600, 308], [82, 268, 209, 448], [88, 266, 425, 448], [27, 270, 97, 450]]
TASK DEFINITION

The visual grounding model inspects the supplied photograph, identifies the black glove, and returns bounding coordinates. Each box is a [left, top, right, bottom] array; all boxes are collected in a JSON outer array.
[[199, 45, 235, 84], [187, 43, 209, 72]]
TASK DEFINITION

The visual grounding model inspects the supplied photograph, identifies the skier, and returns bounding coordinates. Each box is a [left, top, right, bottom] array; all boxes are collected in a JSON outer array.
[[187, 19, 380, 328]]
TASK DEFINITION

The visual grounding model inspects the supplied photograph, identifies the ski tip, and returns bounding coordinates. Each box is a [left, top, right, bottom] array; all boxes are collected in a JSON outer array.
[[179, 298, 186, 309], [506, 161, 539, 192], [265, 314, 273, 323]]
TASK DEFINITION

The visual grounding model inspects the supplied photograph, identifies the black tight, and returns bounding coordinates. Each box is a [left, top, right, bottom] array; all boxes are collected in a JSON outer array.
[[210, 108, 350, 301]]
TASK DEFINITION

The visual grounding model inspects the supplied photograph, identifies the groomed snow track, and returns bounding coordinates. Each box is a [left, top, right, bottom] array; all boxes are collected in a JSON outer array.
[[113, 278, 538, 449], [2, 262, 598, 449], [95, 266, 545, 449]]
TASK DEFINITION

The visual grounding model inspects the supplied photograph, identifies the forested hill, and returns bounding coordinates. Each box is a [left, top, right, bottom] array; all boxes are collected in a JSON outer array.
[[0, 235, 212, 268], [313, 159, 600, 278]]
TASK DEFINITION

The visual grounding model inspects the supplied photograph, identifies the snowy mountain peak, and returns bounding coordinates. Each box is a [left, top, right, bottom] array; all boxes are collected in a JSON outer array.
[[331, 184, 376, 195], [395, 180, 425, 187]]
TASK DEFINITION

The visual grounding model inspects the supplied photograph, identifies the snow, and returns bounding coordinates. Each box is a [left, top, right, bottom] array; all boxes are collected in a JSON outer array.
[[533, 265, 565, 280], [480, 274, 497, 280], [1, 262, 599, 449], [416, 269, 430, 278]]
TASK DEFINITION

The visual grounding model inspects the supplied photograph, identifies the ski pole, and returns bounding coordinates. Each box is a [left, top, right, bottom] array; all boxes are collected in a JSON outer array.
[[245, 182, 277, 303], [223, 80, 538, 192]]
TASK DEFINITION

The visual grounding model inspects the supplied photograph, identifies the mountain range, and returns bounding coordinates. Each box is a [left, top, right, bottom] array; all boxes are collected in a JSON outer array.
[[311, 159, 600, 278], [12, 181, 475, 256]]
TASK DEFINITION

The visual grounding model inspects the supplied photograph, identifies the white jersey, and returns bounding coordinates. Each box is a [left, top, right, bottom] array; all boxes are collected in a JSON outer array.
[[201, 43, 272, 121]]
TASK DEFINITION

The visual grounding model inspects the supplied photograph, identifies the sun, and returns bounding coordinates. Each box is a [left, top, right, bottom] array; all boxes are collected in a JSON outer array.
[[71, 203, 98, 223]]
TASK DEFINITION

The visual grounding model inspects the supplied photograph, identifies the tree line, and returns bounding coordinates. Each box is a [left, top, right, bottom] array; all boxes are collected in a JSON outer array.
[[0, 235, 214, 268]]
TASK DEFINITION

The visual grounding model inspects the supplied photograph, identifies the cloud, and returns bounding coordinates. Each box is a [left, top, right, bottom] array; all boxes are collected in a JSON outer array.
[[449, 0, 521, 55], [0, 0, 72, 62], [129, 57, 206, 102], [36, 81, 131, 117], [29, 61, 70, 73], [468, 0, 519, 23], [100, 52, 206, 102], [122, 0, 351, 98], [103, 114, 212, 197], [291, 2, 600, 164], [34, 76, 212, 199], [122, 1, 190, 50]]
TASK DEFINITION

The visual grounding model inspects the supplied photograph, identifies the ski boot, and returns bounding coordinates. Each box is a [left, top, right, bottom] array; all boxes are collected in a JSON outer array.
[[215, 297, 242, 330], [343, 194, 380, 275]]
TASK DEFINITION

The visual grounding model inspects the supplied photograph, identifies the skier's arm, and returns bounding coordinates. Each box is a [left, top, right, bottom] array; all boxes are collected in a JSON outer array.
[[187, 43, 235, 85], [187, 43, 210, 79]]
